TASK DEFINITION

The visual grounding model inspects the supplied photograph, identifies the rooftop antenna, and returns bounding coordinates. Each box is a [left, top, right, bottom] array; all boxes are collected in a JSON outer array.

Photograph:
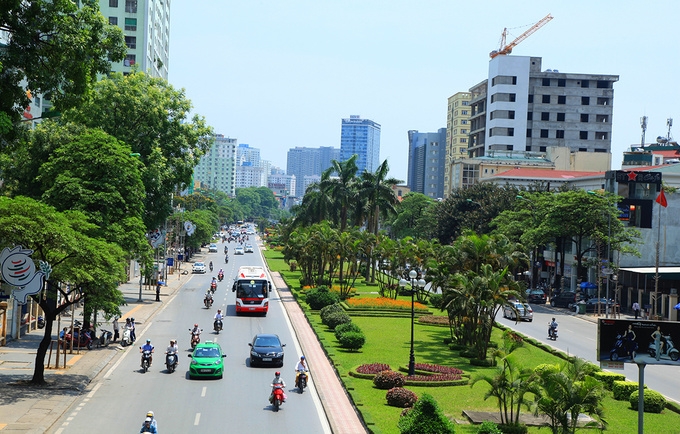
[[667, 117, 673, 142], [640, 116, 647, 147]]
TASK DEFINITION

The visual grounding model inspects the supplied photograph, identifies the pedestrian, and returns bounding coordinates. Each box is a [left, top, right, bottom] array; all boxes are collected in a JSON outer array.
[[651, 325, 664, 361], [130, 317, 137, 343], [632, 301, 640, 319], [155, 282, 161, 302], [112, 317, 120, 342]]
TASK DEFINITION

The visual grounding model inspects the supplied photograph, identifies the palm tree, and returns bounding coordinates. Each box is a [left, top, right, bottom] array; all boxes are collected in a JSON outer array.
[[320, 154, 359, 232]]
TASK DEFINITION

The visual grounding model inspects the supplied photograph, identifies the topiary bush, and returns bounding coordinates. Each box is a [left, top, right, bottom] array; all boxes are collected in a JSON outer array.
[[497, 424, 528, 434], [334, 321, 362, 340], [386, 387, 418, 408], [305, 286, 340, 310], [613, 380, 644, 401], [629, 389, 667, 413], [374, 370, 406, 389], [338, 331, 365, 351], [397, 393, 455, 434], [594, 371, 626, 390], [323, 311, 352, 330], [320, 303, 344, 323], [476, 421, 502, 434]]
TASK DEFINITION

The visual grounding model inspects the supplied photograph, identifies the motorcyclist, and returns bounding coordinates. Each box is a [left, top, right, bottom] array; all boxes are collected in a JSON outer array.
[[140, 417, 157, 433], [191, 323, 202, 344], [548, 318, 558, 338], [224, 246, 228, 254], [210, 277, 217, 290], [214, 309, 224, 331], [140, 339, 154, 366], [209, 261, 213, 272], [225, 254, 229, 263], [165, 340, 179, 367], [218, 268, 224, 280], [141, 411, 158, 431], [204, 291, 213, 306], [295, 355, 308, 388], [269, 371, 286, 403]]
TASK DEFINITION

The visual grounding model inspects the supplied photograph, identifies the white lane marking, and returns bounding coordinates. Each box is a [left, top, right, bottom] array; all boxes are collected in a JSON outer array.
[[54, 429, 65, 434], [201, 386, 207, 397], [194, 413, 201, 425], [87, 382, 102, 398]]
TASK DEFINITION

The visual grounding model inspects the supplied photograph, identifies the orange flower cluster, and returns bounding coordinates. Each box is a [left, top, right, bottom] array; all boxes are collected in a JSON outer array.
[[346, 297, 428, 311]]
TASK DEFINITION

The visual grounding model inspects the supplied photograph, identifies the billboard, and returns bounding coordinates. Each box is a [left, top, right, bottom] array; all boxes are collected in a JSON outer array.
[[598, 319, 680, 366]]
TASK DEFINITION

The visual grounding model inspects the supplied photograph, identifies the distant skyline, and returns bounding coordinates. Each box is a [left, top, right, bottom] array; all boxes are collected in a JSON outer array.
[[168, 1, 680, 182]]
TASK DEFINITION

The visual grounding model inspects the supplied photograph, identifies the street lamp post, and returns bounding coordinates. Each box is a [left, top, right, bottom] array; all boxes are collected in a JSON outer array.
[[399, 269, 426, 376]]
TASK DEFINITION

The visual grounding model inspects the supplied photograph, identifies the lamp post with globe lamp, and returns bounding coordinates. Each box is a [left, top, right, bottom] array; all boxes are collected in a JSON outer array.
[[399, 269, 426, 376]]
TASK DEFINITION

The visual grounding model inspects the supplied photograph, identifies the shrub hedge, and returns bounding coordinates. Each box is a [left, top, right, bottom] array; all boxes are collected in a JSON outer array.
[[386, 387, 418, 408], [305, 286, 340, 310], [320, 303, 344, 323], [374, 370, 406, 389], [338, 331, 366, 351], [594, 371, 626, 390], [322, 311, 352, 330], [629, 389, 667, 413], [396, 393, 455, 434], [613, 380, 644, 401], [334, 322, 362, 340]]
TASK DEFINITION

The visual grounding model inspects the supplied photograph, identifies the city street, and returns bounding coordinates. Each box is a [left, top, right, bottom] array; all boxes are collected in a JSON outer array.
[[496, 304, 680, 404], [51, 239, 330, 433]]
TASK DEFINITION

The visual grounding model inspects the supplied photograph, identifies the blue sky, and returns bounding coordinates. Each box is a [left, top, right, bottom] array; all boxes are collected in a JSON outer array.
[[168, 1, 680, 182]]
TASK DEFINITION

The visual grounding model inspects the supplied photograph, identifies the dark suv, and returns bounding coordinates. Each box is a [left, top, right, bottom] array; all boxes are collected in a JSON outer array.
[[550, 291, 577, 308]]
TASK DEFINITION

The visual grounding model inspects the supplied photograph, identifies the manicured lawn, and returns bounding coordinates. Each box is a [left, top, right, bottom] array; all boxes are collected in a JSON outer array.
[[264, 247, 680, 434]]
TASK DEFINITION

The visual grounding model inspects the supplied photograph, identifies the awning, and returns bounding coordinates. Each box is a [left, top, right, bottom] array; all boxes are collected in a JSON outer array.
[[619, 267, 680, 278]]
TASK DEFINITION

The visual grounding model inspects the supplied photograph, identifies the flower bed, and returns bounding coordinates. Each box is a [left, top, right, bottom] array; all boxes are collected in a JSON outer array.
[[346, 297, 429, 312], [411, 363, 464, 376], [350, 362, 468, 386], [418, 315, 449, 325], [356, 363, 391, 375]]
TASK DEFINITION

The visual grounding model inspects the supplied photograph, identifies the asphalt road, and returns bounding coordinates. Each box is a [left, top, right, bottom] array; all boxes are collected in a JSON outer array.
[[53, 238, 330, 433], [497, 303, 680, 403]]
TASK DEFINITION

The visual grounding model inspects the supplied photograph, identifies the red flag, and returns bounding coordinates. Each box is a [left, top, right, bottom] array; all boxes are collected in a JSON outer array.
[[656, 188, 668, 208]]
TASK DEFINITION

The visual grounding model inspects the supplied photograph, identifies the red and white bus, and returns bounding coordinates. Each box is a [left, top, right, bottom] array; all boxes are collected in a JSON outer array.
[[232, 266, 272, 315]]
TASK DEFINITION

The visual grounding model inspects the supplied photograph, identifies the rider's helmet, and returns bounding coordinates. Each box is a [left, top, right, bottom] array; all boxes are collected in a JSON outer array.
[[194, 323, 198, 327], [146, 339, 151, 343], [300, 355, 305, 360], [217, 309, 222, 313], [146, 411, 154, 418], [275, 371, 281, 376]]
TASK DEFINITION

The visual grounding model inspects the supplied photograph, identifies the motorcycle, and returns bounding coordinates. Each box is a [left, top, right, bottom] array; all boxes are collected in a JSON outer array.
[[610, 333, 637, 361], [209, 262, 214, 272], [218, 272, 224, 282], [37, 315, 45, 329], [296, 370, 308, 394], [214, 319, 223, 334], [210, 282, 217, 293], [648, 334, 680, 361], [547, 323, 558, 341], [96, 329, 113, 348], [120, 328, 133, 347], [189, 329, 202, 349], [270, 384, 285, 411], [140, 350, 152, 373], [204, 294, 214, 308], [225, 255, 229, 264], [166, 352, 178, 373], [63, 327, 93, 350]]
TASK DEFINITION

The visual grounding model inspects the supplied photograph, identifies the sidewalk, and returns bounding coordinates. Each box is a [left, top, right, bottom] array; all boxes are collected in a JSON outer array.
[[0, 265, 193, 434], [271, 272, 367, 434]]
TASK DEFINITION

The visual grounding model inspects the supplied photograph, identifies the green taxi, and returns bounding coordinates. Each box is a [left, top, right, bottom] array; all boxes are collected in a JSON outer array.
[[187, 341, 226, 379]]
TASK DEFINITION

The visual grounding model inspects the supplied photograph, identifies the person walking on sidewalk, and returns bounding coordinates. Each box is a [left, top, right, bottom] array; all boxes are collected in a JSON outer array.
[[112, 317, 119, 342], [632, 301, 640, 319], [129, 318, 137, 343], [155, 282, 161, 302]]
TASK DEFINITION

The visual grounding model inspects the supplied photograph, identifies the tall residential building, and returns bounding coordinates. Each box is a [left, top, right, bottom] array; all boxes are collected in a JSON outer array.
[[340, 115, 381, 173], [407, 129, 447, 199], [468, 56, 618, 158], [235, 144, 267, 188], [444, 92, 472, 197], [193, 134, 237, 196], [286, 146, 340, 198], [100, 0, 171, 80]]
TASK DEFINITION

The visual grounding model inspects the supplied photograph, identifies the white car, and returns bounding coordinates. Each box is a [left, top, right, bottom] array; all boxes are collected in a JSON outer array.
[[192, 262, 206, 274], [209, 243, 218, 253], [503, 301, 533, 322], [234, 246, 245, 255], [244, 244, 254, 253]]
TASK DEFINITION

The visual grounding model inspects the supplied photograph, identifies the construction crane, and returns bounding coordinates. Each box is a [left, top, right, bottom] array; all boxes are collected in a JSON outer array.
[[489, 14, 553, 59]]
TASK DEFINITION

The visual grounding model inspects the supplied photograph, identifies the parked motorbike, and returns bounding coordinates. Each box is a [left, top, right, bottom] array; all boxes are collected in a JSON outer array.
[[96, 329, 113, 348], [296, 370, 308, 394], [610, 332, 637, 361], [213, 319, 223, 334], [63, 327, 93, 350], [166, 352, 178, 373], [648, 334, 680, 361], [547, 323, 558, 341], [120, 328, 133, 347], [204, 294, 213, 308], [189, 329, 202, 349], [140, 350, 152, 373], [271, 384, 285, 411]]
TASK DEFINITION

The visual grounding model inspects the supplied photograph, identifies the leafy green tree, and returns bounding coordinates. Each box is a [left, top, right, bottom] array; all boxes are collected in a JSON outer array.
[[397, 393, 456, 434], [388, 192, 437, 240], [0, 196, 126, 384], [0, 0, 126, 140], [182, 209, 219, 249], [529, 358, 607, 434], [61, 71, 214, 229]]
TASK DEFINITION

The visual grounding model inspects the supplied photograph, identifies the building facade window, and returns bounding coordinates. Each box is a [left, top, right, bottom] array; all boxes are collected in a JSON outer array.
[[581, 80, 590, 88], [558, 78, 566, 87], [580, 131, 588, 140], [556, 130, 565, 138], [109, 0, 118, 6], [125, 36, 136, 49], [541, 112, 550, 121], [556, 112, 565, 121], [580, 114, 589, 122], [540, 129, 549, 138], [558, 95, 566, 104], [581, 96, 590, 105], [125, 18, 137, 31], [542, 95, 550, 103], [125, 0, 137, 13], [124, 54, 136, 66], [542, 78, 550, 86], [109, 17, 118, 25]]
